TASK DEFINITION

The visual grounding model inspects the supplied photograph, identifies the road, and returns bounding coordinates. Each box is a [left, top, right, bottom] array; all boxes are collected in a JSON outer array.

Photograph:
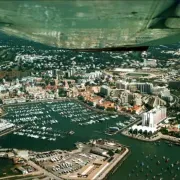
[[0, 171, 43, 180], [119, 118, 142, 133], [170, 93, 179, 106], [122, 130, 180, 143], [28, 160, 61, 180], [0, 160, 62, 180]]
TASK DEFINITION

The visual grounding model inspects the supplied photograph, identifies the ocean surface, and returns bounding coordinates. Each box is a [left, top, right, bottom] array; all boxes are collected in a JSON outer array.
[[0, 101, 180, 180]]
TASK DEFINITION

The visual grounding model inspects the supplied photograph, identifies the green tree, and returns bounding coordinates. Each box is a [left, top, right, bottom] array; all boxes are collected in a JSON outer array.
[[96, 105, 105, 110], [108, 150, 114, 156], [160, 127, 169, 135], [45, 78, 51, 85], [87, 101, 94, 106], [106, 107, 115, 111], [78, 96, 85, 101], [58, 88, 67, 97]]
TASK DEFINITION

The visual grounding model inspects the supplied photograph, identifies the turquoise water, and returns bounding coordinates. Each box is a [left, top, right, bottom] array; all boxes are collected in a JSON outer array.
[[0, 101, 180, 180]]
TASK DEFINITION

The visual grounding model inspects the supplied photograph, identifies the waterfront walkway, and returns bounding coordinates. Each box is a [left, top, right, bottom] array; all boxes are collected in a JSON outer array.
[[122, 130, 180, 143]]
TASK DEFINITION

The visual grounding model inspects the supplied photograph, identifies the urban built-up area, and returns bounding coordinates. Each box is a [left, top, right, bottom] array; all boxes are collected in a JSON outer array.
[[0, 43, 180, 179]]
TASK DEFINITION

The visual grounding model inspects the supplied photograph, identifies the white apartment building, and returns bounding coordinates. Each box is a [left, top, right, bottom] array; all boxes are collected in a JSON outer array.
[[142, 106, 167, 128]]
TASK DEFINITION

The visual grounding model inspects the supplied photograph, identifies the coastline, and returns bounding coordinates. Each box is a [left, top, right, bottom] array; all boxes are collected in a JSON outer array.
[[0, 140, 130, 180], [75, 98, 133, 117], [103, 148, 130, 180], [121, 130, 180, 143]]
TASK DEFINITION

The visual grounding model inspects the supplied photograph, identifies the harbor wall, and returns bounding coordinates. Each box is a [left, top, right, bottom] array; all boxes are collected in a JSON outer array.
[[98, 148, 130, 180]]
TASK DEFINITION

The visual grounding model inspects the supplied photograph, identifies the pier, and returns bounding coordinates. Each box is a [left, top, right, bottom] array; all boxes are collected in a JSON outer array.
[[0, 125, 24, 138], [119, 119, 142, 133]]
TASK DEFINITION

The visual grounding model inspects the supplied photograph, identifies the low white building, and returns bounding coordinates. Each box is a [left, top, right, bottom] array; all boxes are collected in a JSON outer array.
[[130, 125, 156, 133]]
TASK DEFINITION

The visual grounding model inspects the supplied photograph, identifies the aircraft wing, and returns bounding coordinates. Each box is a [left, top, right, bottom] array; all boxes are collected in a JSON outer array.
[[0, 0, 179, 50]]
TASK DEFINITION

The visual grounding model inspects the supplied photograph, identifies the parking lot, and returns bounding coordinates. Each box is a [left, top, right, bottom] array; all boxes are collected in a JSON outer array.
[[36, 151, 104, 177]]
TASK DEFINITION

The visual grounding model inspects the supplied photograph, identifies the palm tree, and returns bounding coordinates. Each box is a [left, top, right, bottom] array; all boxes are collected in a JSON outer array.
[[129, 128, 133, 134], [144, 130, 148, 137], [139, 129, 143, 134], [148, 131, 153, 138], [133, 129, 138, 135]]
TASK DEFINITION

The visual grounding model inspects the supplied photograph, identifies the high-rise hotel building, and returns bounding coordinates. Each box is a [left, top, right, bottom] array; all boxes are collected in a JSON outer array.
[[142, 106, 167, 128]]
